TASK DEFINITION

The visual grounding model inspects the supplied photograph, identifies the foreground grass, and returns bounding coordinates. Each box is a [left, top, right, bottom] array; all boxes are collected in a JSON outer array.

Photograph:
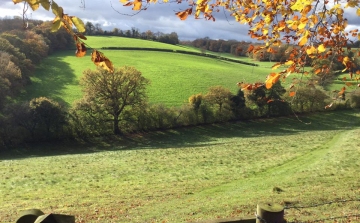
[[23, 50, 270, 107], [1, 110, 360, 222]]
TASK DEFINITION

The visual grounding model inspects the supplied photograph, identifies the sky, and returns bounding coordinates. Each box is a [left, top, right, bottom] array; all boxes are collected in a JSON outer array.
[[0, 0, 359, 42], [0, 0, 253, 41]]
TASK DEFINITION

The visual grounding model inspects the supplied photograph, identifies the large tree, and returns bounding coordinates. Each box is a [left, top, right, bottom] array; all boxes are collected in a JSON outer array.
[[75, 66, 149, 134]]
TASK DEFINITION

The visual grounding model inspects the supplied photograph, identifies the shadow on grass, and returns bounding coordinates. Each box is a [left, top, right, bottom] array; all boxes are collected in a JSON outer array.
[[0, 110, 359, 160], [19, 51, 77, 107]]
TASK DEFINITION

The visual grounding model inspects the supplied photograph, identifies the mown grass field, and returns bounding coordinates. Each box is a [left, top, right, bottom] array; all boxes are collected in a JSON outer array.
[[1, 110, 360, 223], [22, 49, 273, 107]]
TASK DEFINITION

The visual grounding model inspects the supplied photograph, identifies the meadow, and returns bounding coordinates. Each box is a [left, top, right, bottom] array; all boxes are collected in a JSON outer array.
[[21, 48, 275, 107], [1, 110, 359, 222]]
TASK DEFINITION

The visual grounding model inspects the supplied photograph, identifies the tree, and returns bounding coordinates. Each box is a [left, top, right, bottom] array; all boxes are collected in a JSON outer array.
[[75, 66, 149, 135], [204, 86, 232, 112], [0, 52, 22, 110], [85, 21, 95, 35]]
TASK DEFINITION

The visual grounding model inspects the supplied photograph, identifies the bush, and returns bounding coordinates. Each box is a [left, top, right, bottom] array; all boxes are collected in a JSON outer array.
[[349, 90, 360, 108]]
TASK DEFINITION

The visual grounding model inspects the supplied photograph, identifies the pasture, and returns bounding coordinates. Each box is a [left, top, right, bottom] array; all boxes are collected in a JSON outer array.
[[1, 110, 359, 222], [22, 49, 273, 107]]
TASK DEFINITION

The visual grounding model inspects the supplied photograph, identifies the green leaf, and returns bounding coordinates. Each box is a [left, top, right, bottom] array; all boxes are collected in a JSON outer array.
[[70, 16, 86, 33]]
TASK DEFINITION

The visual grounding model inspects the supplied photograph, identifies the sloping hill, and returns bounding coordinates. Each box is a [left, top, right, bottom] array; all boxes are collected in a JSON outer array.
[[22, 37, 271, 107]]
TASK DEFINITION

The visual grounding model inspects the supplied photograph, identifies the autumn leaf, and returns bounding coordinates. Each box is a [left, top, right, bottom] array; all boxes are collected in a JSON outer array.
[[51, 2, 63, 17], [40, 0, 50, 10], [345, 82, 353, 87], [176, 8, 192, 20], [298, 35, 307, 46], [289, 91, 296, 97], [265, 73, 280, 89], [338, 87, 346, 95], [272, 62, 282, 70], [133, 0, 142, 10], [51, 17, 62, 32], [75, 43, 87, 57], [91, 50, 114, 73], [317, 44, 326, 53]]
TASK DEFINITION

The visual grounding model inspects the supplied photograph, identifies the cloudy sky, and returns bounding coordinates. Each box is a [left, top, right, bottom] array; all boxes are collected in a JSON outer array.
[[1, 0, 359, 41], [0, 0, 253, 41]]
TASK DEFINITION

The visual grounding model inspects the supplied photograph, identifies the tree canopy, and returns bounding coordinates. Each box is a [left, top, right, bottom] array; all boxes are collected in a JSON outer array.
[[11, 0, 360, 93]]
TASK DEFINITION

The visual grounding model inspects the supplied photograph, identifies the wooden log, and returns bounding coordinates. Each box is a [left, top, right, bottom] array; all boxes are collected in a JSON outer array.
[[256, 203, 284, 223]]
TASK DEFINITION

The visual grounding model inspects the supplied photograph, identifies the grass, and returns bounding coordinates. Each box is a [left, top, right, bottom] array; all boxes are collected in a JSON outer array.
[[85, 36, 199, 52], [22, 50, 272, 107], [1, 110, 360, 222]]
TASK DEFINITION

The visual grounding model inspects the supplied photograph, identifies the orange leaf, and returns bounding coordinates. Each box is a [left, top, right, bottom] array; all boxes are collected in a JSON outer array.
[[91, 50, 114, 73], [314, 68, 321, 74], [75, 43, 86, 57], [289, 91, 296, 97], [338, 87, 346, 95], [342, 76, 347, 81], [266, 73, 280, 89], [345, 82, 353, 87], [247, 44, 254, 53], [176, 10, 189, 20]]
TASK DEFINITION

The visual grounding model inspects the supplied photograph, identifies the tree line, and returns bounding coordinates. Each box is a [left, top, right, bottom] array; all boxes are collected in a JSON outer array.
[[84, 21, 179, 45]]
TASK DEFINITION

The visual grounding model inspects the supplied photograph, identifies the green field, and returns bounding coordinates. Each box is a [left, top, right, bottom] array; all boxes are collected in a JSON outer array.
[[22, 49, 273, 107], [1, 110, 359, 222], [85, 36, 198, 52]]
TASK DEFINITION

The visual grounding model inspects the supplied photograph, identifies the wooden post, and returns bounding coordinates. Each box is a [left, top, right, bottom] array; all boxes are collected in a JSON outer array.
[[256, 203, 284, 223]]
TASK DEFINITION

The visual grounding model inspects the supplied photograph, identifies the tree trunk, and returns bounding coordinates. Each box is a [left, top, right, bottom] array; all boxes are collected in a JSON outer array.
[[113, 114, 120, 135]]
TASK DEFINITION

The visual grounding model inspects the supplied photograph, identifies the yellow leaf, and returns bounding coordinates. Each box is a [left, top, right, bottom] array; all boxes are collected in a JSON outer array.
[[271, 63, 281, 70], [12, 0, 24, 3], [51, 17, 61, 32], [28, 0, 40, 11], [51, 2, 63, 17], [71, 16, 86, 33], [317, 44, 326, 53], [285, 60, 294, 65], [133, 0, 142, 10], [120, 0, 128, 3], [306, 46, 316, 55], [357, 8, 360, 16], [40, 0, 50, 10], [298, 35, 307, 46]]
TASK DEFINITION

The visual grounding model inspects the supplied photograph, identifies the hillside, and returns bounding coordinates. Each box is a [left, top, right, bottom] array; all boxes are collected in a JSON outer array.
[[22, 37, 272, 107]]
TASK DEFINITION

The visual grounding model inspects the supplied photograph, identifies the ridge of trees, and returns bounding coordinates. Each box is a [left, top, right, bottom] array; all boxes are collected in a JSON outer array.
[[84, 21, 180, 45]]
